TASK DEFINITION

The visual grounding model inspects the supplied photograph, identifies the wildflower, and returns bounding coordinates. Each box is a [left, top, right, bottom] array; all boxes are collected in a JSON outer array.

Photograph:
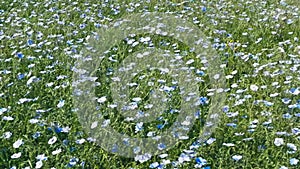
[[150, 162, 159, 168], [13, 139, 23, 148], [48, 136, 57, 145], [195, 157, 207, 165], [75, 138, 86, 144], [250, 84, 259, 91], [57, 100, 65, 108], [135, 122, 143, 133], [3, 131, 12, 139], [274, 138, 284, 146], [36, 154, 47, 161], [279, 166, 288, 169], [11, 152, 21, 159], [135, 153, 152, 163], [52, 148, 62, 155], [17, 53, 24, 59], [232, 155, 242, 161], [178, 153, 191, 163], [223, 143, 235, 147], [287, 143, 297, 151], [290, 158, 299, 165], [206, 138, 216, 145]]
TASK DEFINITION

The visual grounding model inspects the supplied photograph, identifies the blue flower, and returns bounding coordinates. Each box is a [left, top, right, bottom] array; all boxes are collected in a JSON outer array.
[[194, 111, 201, 118], [283, 113, 292, 119], [196, 70, 205, 76], [199, 97, 208, 105], [68, 157, 79, 167], [157, 124, 164, 129], [223, 106, 229, 112], [32, 132, 41, 139], [282, 98, 291, 104], [111, 144, 118, 153], [158, 143, 166, 150], [17, 53, 24, 59], [27, 39, 34, 45], [63, 139, 69, 146], [54, 126, 63, 133], [17, 73, 25, 80], [195, 157, 207, 165], [70, 147, 76, 152]]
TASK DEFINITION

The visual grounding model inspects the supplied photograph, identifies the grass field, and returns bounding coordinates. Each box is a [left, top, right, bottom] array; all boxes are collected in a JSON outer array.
[[1, 0, 300, 168]]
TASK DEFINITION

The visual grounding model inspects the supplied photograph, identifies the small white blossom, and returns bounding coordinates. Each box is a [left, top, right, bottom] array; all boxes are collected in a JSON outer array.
[[13, 139, 23, 148], [11, 152, 21, 159], [250, 84, 259, 91], [232, 155, 242, 161], [35, 160, 43, 169], [274, 138, 284, 146], [48, 136, 57, 145], [52, 148, 62, 155]]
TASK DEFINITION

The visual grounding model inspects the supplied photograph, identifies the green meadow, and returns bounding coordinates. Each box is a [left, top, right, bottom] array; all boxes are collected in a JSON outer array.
[[0, 0, 300, 168]]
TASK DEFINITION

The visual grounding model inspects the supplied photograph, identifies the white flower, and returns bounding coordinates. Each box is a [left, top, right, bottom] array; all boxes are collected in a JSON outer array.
[[97, 96, 107, 103], [36, 154, 47, 161], [178, 153, 191, 163], [91, 121, 98, 129], [101, 119, 110, 127], [279, 166, 288, 169], [186, 59, 194, 65], [274, 138, 284, 146], [11, 152, 21, 159], [231, 83, 238, 88], [57, 100, 65, 108], [135, 122, 143, 133], [158, 154, 168, 158], [223, 143, 235, 147], [270, 93, 279, 97], [3, 116, 14, 121], [162, 159, 171, 165], [290, 158, 299, 165], [27, 76, 37, 85], [3, 131, 12, 139], [287, 143, 297, 151], [35, 160, 43, 169], [206, 138, 216, 144], [52, 148, 62, 155], [29, 119, 39, 124], [134, 153, 152, 163], [149, 162, 159, 168], [250, 84, 258, 91], [231, 70, 238, 75], [13, 139, 23, 148], [232, 155, 242, 161], [48, 136, 57, 145], [0, 107, 7, 115], [75, 138, 86, 144], [61, 126, 71, 133]]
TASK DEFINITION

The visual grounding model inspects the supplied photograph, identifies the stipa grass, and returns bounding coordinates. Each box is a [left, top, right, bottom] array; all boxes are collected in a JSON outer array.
[[0, 0, 300, 169]]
